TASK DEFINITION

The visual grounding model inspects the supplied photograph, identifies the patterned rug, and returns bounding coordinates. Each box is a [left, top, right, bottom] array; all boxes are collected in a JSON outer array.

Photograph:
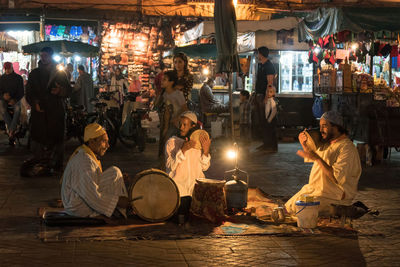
[[38, 188, 357, 242]]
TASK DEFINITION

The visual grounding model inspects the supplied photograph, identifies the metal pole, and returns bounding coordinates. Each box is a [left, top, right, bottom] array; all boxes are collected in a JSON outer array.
[[389, 57, 393, 88], [229, 72, 234, 140]]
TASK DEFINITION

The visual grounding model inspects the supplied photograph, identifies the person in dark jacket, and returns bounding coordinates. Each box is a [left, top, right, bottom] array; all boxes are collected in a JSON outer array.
[[0, 62, 24, 144], [25, 47, 72, 173]]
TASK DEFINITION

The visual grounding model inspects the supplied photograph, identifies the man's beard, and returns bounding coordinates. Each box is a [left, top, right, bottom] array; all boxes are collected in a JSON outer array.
[[321, 131, 333, 143]]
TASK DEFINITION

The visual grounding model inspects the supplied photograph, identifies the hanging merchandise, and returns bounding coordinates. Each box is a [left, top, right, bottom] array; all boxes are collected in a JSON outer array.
[[45, 25, 52, 36], [57, 25, 66, 37], [50, 25, 58, 37]]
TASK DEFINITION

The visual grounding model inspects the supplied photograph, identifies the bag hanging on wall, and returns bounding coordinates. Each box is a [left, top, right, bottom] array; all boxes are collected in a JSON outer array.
[[312, 96, 324, 119]]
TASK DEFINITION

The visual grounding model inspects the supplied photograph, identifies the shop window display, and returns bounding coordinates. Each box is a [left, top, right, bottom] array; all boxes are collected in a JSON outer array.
[[45, 25, 98, 46]]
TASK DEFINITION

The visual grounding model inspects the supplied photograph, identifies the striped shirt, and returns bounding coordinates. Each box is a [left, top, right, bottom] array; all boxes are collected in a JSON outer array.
[[61, 148, 127, 218]]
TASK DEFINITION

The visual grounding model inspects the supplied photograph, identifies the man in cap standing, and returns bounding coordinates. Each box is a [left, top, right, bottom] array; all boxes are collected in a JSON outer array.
[[254, 46, 276, 150], [61, 123, 129, 218], [285, 110, 362, 215], [25, 47, 71, 173], [0, 62, 24, 145], [165, 111, 211, 221]]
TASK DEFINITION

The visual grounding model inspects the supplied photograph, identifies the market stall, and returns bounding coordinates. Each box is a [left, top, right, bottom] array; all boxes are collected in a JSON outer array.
[[299, 7, 400, 162], [99, 21, 175, 95], [42, 19, 100, 80]]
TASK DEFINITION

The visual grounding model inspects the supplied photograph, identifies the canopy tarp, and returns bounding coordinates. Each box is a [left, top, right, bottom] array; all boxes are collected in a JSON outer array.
[[22, 40, 99, 57], [299, 7, 400, 41], [214, 0, 240, 73], [183, 17, 299, 43]]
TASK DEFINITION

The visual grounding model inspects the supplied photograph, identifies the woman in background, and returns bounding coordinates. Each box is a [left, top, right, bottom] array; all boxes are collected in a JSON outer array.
[[173, 52, 194, 103]]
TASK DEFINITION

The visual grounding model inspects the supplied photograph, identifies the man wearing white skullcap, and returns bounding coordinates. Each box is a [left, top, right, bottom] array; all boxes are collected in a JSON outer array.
[[61, 123, 129, 219], [285, 110, 362, 215], [165, 111, 211, 222]]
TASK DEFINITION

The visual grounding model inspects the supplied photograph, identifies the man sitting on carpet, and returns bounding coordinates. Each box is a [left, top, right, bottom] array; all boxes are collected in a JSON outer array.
[[165, 111, 211, 222], [61, 123, 130, 218], [285, 110, 362, 215]]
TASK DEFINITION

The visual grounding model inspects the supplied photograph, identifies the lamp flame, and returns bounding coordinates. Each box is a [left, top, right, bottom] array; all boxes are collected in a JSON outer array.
[[227, 149, 237, 160]]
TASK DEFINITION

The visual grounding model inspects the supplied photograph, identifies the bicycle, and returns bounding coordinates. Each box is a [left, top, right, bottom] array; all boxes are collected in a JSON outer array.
[[65, 104, 87, 144], [87, 92, 118, 149]]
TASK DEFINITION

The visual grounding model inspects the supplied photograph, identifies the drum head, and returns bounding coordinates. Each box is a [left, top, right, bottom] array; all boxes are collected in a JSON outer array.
[[129, 169, 179, 222], [190, 130, 210, 150], [196, 178, 226, 187], [304, 129, 321, 152]]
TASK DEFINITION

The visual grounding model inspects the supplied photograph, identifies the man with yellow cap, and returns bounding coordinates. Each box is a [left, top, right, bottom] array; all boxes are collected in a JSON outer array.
[[165, 111, 211, 222], [61, 123, 129, 218]]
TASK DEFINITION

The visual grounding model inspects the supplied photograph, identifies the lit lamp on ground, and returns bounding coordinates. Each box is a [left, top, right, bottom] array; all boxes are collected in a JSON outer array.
[[224, 142, 249, 212]]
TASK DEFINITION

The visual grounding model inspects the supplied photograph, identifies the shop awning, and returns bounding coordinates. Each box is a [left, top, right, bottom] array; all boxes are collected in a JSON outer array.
[[45, 19, 98, 27], [22, 40, 99, 57], [182, 17, 299, 43], [0, 16, 40, 31], [298, 7, 400, 41]]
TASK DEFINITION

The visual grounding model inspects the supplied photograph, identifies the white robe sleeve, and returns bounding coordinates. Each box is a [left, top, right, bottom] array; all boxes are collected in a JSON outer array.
[[200, 153, 211, 171], [165, 138, 186, 177], [75, 157, 119, 217], [331, 143, 361, 187]]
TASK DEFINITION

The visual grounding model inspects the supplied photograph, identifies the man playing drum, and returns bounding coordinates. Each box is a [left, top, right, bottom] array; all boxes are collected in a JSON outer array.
[[285, 111, 362, 215], [61, 123, 130, 219], [165, 111, 211, 222]]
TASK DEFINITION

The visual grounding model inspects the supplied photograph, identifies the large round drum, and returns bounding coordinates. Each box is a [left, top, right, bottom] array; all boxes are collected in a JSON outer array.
[[129, 169, 180, 222]]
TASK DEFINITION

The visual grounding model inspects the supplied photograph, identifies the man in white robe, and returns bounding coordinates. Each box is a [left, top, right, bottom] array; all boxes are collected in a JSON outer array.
[[285, 110, 362, 215], [165, 111, 211, 221], [61, 123, 129, 218]]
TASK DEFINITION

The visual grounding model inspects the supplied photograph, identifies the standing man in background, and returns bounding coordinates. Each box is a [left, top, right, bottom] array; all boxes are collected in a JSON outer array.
[[253, 46, 276, 150], [74, 65, 94, 112], [25, 47, 72, 174], [0, 62, 24, 145]]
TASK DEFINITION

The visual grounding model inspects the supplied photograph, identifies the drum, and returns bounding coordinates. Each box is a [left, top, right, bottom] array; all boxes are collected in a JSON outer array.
[[129, 169, 180, 222], [190, 130, 210, 150], [190, 178, 226, 223], [304, 128, 322, 152]]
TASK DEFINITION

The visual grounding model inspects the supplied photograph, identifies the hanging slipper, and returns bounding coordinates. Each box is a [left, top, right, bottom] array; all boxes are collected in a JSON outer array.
[[329, 53, 336, 65], [391, 45, 399, 57]]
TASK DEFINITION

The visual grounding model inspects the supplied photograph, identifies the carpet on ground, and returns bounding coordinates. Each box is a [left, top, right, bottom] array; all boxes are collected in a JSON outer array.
[[38, 188, 357, 242]]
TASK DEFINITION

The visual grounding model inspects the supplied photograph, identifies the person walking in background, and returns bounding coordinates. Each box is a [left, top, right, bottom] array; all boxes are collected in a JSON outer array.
[[25, 47, 72, 174], [74, 65, 94, 112], [239, 90, 251, 145], [128, 74, 141, 93], [154, 62, 166, 98], [173, 52, 194, 103], [263, 86, 278, 152], [66, 63, 74, 84], [253, 46, 276, 150], [110, 67, 129, 106], [0, 62, 24, 145]]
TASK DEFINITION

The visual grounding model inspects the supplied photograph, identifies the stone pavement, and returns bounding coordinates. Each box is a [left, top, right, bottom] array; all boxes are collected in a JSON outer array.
[[0, 135, 399, 266]]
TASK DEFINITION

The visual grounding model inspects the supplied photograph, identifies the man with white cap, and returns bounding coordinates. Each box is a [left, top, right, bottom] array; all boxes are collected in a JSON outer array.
[[165, 111, 211, 221], [285, 110, 362, 215], [61, 123, 129, 218]]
